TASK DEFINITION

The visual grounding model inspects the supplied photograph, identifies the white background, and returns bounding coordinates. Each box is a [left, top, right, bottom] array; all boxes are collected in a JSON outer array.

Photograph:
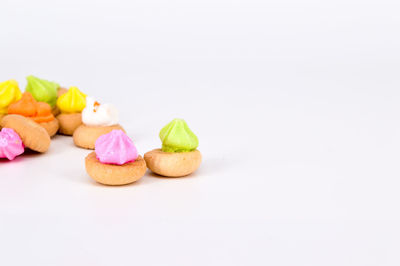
[[1, 0, 400, 265]]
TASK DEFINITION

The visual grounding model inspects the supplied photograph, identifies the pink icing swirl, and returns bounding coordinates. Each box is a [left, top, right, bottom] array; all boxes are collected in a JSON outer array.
[[0, 128, 24, 160], [95, 130, 138, 165]]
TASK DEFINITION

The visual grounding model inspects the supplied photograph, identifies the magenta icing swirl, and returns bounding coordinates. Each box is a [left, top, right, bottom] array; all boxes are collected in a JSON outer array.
[[95, 130, 138, 165], [0, 128, 24, 160]]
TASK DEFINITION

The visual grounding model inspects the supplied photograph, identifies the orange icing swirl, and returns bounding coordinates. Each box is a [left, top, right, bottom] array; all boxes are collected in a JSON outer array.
[[7, 92, 54, 123]]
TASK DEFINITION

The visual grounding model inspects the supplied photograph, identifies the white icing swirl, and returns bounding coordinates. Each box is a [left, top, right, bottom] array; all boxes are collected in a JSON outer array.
[[82, 97, 119, 126]]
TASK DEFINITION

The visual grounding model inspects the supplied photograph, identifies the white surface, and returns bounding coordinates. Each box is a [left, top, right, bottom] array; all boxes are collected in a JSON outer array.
[[1, 0, 400, 265]]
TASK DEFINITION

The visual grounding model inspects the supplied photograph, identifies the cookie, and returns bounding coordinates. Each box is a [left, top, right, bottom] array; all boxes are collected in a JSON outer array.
[[56, 113, 82, 135], [40, 119, 59, 137], [0, 114, 51, 153], [85, 152, 147, 185], [144, 149, 202, 177], [7, 91, 59, 138], [73, 124, 125, 149], [51, 88, 69, 117]]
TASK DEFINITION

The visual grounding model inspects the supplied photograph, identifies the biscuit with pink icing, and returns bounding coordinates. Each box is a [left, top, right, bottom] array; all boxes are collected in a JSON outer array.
[[0, 128, 24, 160], [85, 130, 146, 185]]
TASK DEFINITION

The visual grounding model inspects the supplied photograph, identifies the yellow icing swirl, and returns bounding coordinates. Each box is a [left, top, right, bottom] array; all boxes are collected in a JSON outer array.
[[0, 80, 22, 114], [56, 86, 86, 113]]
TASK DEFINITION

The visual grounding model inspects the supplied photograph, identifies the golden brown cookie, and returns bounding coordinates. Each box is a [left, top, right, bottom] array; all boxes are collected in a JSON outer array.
[[39, 119, 59, 137], [73, 124, 125, 149], [85, 152, 147, 185], [144, 149, 202, 177], [0, 114, 51, 153], [56, 113, 82, 135]]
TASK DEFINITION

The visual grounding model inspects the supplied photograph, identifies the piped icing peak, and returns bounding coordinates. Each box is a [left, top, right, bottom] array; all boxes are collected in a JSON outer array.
[[82, 97, 119, 126], [0, 79, 22, 114], [95, 130, 138, 165], [25, 75, 59, 107], [0, 128, 24, 160], [56, 86, 86, 114], [7, 92, 55, 123], [159, 119, 199, 153]]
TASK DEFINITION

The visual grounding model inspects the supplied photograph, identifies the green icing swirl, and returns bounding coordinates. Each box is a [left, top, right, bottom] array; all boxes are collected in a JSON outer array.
[[25, 75, 59, 107], [159, 119, 199, 153]]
